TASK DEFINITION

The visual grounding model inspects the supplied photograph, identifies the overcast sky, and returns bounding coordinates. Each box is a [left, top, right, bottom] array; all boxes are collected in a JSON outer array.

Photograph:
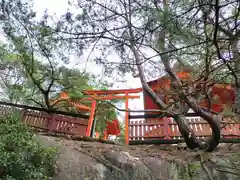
[[33, 0, 145, 120]]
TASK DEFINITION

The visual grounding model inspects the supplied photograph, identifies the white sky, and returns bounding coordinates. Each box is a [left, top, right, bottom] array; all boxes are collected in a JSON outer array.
[[33, 0, 145, 121]]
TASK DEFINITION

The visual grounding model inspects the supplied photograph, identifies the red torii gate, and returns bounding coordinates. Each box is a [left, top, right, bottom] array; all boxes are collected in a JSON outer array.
[[82, 88, 142, 144], [53, 88, 142, 144]]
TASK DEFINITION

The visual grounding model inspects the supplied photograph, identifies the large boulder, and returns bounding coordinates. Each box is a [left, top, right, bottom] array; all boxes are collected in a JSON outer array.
[[34, 135, 240, 180]]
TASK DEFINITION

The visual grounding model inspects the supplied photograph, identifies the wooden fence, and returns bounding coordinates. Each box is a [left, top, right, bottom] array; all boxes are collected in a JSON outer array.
[[129, 117, 240, 141], [0, 104, 89, 136], [1, 103, 239, 144]]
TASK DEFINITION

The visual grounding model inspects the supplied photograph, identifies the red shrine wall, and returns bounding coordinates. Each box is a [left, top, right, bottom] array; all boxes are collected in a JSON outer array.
[[144, 73, 236, 121], [144, 72, 192, 113]]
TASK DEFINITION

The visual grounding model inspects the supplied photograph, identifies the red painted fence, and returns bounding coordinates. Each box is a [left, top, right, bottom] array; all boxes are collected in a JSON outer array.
[[0, 105, 88, 136], [129, 117, 240, 141]]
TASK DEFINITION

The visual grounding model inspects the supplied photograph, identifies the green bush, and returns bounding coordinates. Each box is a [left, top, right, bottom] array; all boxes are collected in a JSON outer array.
[[0, 113, 56, 180]]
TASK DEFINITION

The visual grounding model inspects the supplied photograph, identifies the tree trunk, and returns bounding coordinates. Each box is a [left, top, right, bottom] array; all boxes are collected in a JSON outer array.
[[173, 114, 201, 149], [232, 40, 240, 116], [126, 0, 220, 151], [184, 101, 221, 152], [235, 87, 240, 114]]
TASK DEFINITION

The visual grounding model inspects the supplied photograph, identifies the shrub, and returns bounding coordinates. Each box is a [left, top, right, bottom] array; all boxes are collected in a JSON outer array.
[[0, 113, 56, 180]]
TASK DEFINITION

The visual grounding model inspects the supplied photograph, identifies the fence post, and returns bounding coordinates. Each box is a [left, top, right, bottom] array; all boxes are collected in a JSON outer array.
[[163, 117, 170, 139], [125, 93, 129, 145], [20, 109, 26, 123], [48, 114, 56, 133]]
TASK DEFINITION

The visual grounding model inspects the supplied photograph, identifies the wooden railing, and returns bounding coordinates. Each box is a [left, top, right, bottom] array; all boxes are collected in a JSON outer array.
[[129, 117, 240, 141], [0, 105, 89, 136]]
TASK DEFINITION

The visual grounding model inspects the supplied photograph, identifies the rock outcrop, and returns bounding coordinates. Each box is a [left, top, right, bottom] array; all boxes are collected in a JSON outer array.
[[34, 135, 240, 180]]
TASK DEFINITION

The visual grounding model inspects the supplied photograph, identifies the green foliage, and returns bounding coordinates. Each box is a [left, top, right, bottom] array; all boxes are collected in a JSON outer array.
[[0, 113, 56, 180], [0, 0, 122, 138]]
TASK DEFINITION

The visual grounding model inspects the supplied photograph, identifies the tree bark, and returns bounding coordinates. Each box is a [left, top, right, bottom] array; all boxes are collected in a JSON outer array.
[[163, 60, 221, 151]]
